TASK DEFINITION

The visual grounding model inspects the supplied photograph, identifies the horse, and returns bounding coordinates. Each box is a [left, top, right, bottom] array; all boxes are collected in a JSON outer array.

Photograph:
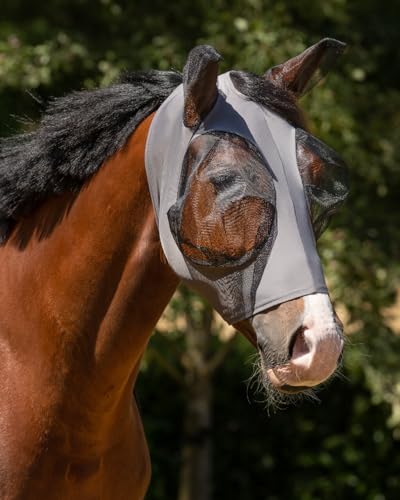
[[0, 39, 348, 499]]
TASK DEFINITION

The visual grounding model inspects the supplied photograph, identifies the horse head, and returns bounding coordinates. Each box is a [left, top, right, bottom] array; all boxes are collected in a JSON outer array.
[[146, 40, 349, 406]]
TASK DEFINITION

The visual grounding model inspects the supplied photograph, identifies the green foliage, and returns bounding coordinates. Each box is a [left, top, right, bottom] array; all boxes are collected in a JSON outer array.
[[141, 331, 400, 499], [1, 0, 400, 497]]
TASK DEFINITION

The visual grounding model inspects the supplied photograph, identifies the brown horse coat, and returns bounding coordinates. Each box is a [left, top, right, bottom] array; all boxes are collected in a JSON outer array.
[[0, 115, 177, 498]]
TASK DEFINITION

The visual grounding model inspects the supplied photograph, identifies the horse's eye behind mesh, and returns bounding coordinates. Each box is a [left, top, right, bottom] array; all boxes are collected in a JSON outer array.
[[296, 128, 349, 239], [168, 131, 276, 269]]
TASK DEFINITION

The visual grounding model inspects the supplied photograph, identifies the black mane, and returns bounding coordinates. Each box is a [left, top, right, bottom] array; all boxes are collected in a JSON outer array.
[[0, 70, 182, 228], [0, 68, 303, 243], [230, 71, 306, 129]]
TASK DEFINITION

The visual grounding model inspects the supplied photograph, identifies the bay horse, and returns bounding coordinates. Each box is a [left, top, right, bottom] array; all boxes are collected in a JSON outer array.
[[0, 39, 347, 499]]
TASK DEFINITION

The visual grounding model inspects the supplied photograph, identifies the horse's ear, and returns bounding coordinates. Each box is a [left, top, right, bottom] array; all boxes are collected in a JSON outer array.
[[183, 45, 222, 128], [264, 38, 346, 98]]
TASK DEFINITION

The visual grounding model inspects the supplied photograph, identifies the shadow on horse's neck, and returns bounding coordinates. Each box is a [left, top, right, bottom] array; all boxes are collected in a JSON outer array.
[[4, 112, 179, 391]]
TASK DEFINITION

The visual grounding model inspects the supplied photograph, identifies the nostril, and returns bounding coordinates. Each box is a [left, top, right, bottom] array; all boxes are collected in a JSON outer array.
[[288, 326, 307, 359]]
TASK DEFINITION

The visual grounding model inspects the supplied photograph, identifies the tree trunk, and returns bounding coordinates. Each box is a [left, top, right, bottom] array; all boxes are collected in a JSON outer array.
[[178, 373, 213, 500], [178, 295, 213, 500]]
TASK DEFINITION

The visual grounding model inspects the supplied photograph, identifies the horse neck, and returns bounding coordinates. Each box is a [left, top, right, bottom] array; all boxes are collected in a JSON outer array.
[[4, 113, 178, 390]]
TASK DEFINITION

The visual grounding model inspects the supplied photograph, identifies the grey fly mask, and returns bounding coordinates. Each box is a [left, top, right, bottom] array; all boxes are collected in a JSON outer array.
[[145, 50, 348, 324]]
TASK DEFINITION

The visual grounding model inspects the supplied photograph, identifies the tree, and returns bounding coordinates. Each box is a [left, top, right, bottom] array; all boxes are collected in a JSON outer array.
[[144, 287, 236, 500]]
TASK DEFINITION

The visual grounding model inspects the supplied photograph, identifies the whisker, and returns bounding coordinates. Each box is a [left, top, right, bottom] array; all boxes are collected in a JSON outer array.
[[246, 346, 345, 413]]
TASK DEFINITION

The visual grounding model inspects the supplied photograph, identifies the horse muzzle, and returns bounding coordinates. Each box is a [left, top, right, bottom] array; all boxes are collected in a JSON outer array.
[[262, 326, 343, 391], [241, 294, 345, 393]]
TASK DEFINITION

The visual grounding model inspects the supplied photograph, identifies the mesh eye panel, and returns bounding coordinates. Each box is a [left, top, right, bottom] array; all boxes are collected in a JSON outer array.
[[296, 128, 349, 238], [168, 131, 276, 269]]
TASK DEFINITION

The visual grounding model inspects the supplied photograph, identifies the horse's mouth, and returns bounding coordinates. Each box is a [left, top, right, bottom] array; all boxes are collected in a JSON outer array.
[[273, 383, 311, 394], [235, 317, 343, 401], [263, 363, 314, 394]]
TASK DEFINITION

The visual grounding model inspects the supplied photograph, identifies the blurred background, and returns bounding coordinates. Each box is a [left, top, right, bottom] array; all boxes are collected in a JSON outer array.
[[1, 1, 400, 498]]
